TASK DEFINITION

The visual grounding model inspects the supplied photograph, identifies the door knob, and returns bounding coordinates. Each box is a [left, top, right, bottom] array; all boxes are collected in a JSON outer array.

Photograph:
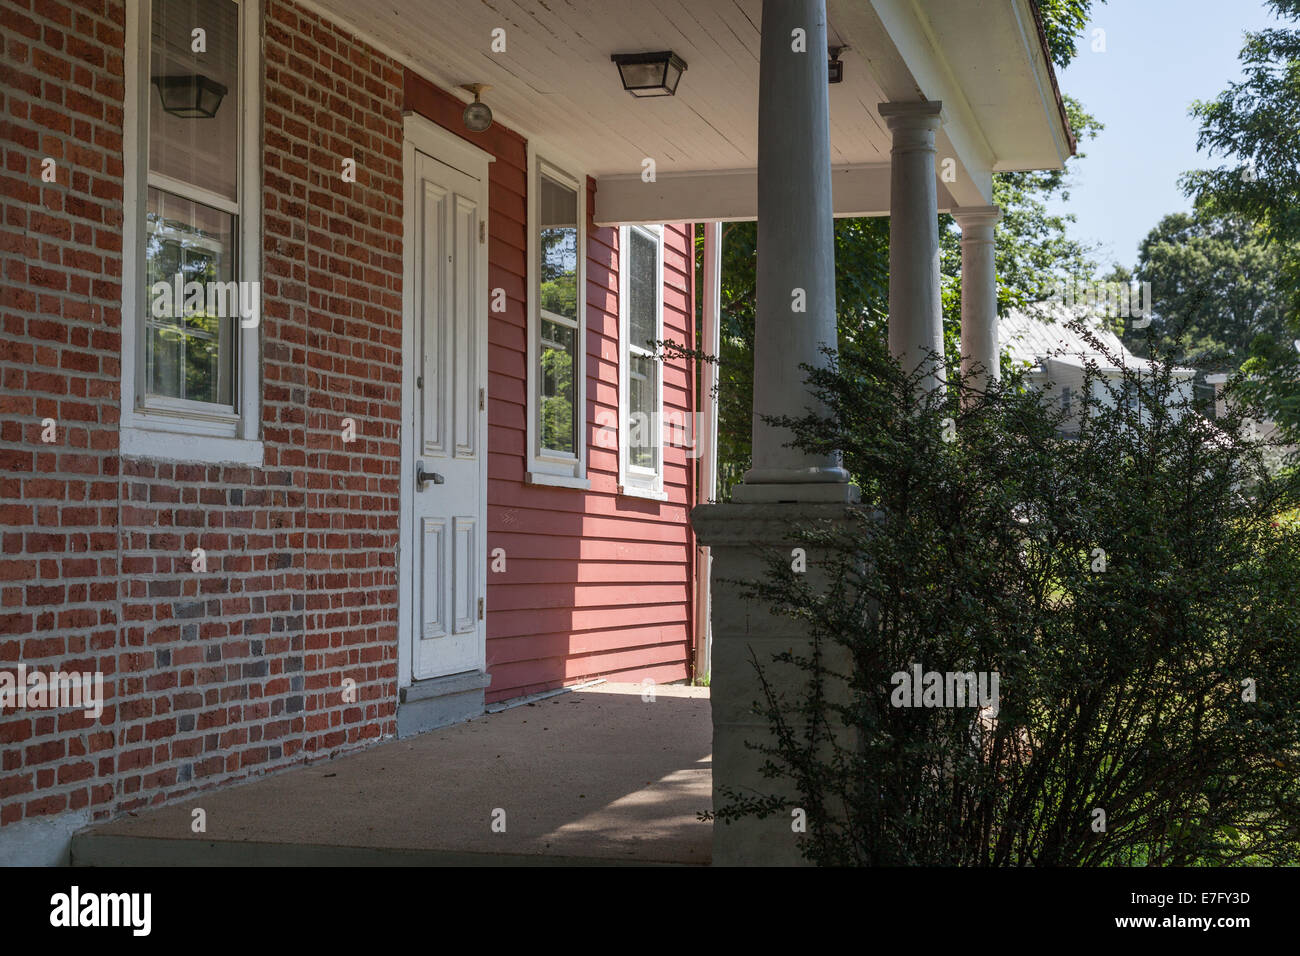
[[416, 461, 444, 490]]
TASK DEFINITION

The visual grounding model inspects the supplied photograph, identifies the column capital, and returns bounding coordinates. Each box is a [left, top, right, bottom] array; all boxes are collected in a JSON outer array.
[[878, 100, 944, 130], [952, 204, 1003, 230]]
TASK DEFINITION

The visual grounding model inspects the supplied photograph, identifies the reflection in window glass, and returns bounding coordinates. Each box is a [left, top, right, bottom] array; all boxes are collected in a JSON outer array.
[[624, 226, 660, 475], [538, 171, 580, 456], [145, 188, 235, 406], [149, 0, 240, 201], [540, 318, 576, 455], [143, 0, 241, 414], [627, 228, 657, 349], [539, 174, 577, 322], [629, 353, 653, 469]]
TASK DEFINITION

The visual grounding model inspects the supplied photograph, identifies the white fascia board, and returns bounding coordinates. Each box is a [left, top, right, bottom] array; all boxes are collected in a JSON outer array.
[[869, 0, 996, 206], [1003, 0, 1075, 170]]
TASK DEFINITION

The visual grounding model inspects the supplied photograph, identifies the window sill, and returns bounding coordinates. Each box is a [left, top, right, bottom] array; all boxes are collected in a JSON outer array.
[[619, 483, 667, 502], [120, 425, 264, 466], [526, 471, 591, 491]]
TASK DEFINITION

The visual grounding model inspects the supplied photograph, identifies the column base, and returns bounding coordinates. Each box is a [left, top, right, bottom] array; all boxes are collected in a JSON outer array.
[[730, 481, 860, 504], [691, 501, 862, 866]]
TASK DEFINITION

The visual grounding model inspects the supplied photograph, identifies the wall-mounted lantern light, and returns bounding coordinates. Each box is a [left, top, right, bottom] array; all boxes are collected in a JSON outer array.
[[828, 47, 845, 84], [611, 51, 687, 97], [152, 74, 228, 118], [461, 83, 493, 132]]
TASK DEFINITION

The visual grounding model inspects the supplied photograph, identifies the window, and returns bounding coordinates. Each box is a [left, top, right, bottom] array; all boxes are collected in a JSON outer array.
[[1121, 380, 1141, 415], [527, 151, 587, 487], [619, 225, 664, 498], [120, 0, 261, 463]]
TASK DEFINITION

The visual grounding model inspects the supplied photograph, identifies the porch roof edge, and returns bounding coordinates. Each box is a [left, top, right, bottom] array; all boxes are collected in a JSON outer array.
[[1024, 0, 1078, 157]]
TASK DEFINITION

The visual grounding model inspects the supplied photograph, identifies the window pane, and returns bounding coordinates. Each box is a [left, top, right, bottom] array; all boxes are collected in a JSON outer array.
[[629, 353, 656, 470], [539, 174, 577, 322], [150, 0, 239, 201], [627, 228, 657, 348], [145, 187, 236, 406], [540, 317, 576, 455]]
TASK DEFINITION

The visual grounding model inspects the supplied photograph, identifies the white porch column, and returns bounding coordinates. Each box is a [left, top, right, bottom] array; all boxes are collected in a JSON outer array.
[[690, 0, 858, 867], [733, 0, 851, 503], [952, 205, 1002, 392], [879, 101, 944, 392]]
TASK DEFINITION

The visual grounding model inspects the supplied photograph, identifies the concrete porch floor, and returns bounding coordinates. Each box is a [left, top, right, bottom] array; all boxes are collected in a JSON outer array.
[[71, 683, 712, 866]]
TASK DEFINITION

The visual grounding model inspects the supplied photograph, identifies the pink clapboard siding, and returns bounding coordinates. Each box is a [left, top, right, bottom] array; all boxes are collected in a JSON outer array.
[[403, 73, 698, 704]]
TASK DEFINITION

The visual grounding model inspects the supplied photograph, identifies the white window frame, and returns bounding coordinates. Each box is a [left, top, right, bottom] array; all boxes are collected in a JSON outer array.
[[119, 0, 263, 465], [618, 224, 666, 500], [525, 141, 588, 489]]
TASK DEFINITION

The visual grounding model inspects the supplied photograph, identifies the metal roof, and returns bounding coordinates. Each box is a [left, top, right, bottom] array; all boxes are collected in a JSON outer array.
[[1000, 305, 1196, 377]]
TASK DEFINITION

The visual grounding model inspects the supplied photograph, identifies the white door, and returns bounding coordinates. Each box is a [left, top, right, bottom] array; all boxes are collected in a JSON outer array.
[[411, 149, 486, 681]]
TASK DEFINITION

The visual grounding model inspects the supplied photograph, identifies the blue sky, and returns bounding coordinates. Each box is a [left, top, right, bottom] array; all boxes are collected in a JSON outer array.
[[1043, 0, 1288, 271]]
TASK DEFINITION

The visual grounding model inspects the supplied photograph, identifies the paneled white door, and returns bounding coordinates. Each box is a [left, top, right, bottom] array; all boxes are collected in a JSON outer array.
[[411, 149, 486, 681]]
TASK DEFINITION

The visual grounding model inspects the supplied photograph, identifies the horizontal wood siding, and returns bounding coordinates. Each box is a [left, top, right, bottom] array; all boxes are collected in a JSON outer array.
[[403, 72, 695, 703]]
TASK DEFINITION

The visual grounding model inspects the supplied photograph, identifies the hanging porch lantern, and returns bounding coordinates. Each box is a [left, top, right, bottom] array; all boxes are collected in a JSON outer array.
[[152, 74, 228, 119], [460, 84, 494, 132]]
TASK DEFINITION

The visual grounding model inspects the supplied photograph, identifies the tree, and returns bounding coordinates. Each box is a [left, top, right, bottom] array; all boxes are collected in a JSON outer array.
[[699, 217, 891, 499], [1035, 0, 1101, 70], [1122, 211, 1289, 370], [1181, 0, 1300, 438], [975, 97, 1103, 313], [1181, 0, 1300, 248]]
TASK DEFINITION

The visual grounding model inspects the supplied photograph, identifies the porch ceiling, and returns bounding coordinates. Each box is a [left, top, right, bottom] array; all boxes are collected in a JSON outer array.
[[305, 0, 1071, 223]]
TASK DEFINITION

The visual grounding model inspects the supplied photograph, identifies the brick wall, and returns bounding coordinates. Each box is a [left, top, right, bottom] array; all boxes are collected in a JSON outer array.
[[0, 0, 405, 830], [1, 0, 127, 828], [1, 0, 698, 841]]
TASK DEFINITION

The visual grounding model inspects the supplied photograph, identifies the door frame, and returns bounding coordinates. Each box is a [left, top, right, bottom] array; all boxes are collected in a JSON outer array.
[[397, 113, 494, 692]]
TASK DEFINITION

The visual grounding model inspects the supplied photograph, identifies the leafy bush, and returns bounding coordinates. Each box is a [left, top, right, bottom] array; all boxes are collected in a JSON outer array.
[[715, 323, 1300, 865]]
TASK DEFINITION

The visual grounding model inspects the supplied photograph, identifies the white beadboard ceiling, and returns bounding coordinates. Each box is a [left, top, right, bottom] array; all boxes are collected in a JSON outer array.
[[309, 0, 891, 169], [302, 0, 1071, 217]]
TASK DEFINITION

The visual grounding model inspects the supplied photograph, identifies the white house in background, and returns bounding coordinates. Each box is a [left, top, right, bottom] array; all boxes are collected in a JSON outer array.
[[1205, 373, 1296, 473], [1000, 307, 1197, 434]]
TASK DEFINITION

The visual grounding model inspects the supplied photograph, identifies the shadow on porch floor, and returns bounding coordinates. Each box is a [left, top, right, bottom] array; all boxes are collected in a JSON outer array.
[[72, 683, 712, 866]]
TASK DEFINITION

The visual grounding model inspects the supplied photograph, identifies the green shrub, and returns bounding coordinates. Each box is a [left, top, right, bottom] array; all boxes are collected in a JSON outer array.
[[714, 323, 1300, 866]]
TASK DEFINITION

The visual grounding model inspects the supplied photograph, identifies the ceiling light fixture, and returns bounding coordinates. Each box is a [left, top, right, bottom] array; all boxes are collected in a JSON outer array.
[[611, 51, 688, 97], [828, 47, 845, 84]]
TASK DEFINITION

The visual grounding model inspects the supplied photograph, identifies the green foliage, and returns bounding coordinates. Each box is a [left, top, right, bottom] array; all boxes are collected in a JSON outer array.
[[1238, 336, 1300, 441], [1032, 0, 1105, 69], [694, 217, 893, 499], [985, 97, 1103, 310], [1181, 0, 1300, 248], [539, 346, 574, 453], [1124, 210, 1290, 369], [711, 329, 1300, 866], [540, 278, 577, 320], [705, 221, 757, 499], [1180, 0, 1300, 439]]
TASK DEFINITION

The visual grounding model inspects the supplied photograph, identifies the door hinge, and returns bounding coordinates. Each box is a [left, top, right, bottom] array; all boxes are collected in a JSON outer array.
[[479, 221, 486, 244], [416, 374, 423, 389], [479, 387, 485, 411], [477, 597, 484, 620]]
